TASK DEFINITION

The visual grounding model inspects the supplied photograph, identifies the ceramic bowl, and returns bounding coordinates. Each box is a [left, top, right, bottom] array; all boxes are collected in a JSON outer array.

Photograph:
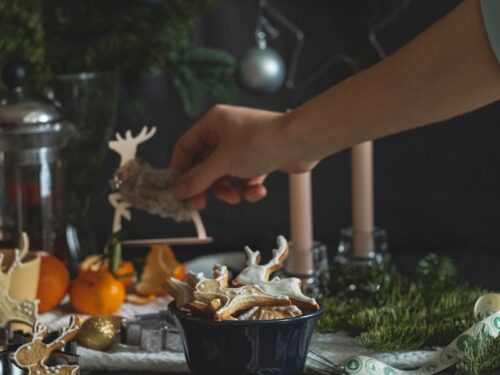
[[169, 301, 323, 375]]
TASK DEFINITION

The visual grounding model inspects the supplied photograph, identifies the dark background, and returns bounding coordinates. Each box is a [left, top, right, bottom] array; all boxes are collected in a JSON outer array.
[[89, 0, 500, 287]]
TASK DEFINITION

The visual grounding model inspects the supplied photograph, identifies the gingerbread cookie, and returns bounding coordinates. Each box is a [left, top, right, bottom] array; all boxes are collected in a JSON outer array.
[[165, 236, 319, 321], [12, 315, 81, 375], [165, 265, 291, 321], [232, 236, 319, 310]]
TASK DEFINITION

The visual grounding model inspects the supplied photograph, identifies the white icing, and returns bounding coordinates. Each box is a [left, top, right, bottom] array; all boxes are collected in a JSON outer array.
[[234, 237, 318, 308], [165, 278, 193, 308]]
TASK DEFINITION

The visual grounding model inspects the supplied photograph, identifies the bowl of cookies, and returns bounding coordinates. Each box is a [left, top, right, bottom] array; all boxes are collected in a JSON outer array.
[[165, 236, 322, 375]]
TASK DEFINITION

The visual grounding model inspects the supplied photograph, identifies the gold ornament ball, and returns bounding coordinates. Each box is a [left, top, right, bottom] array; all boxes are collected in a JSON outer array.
[[77, 316, 122, 351]]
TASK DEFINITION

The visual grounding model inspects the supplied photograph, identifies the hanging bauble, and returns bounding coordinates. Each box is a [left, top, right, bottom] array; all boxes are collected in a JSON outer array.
[[237, 46, 286, 95]]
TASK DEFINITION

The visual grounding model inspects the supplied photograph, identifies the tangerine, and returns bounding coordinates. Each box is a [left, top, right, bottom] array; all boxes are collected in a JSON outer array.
[[115, 260, 135, 289], [36, 254, 70, 313], [70, 270, 125, 315], [79, 255, 135, 289]]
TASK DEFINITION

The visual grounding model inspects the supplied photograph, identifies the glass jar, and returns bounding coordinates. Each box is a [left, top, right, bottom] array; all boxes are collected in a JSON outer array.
[[0, 62, 74, 263]]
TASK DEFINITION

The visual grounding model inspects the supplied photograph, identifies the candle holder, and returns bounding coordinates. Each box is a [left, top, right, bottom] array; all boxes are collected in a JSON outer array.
[[334, 227, 389, 266], [284, 241, 329, 298]]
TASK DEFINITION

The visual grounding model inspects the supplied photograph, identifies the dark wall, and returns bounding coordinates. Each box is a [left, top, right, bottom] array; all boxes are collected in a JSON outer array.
[[90, 0, 500, 279]]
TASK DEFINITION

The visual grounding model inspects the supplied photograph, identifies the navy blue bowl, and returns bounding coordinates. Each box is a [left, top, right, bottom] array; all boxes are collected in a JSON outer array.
[[169, 302, 323, 375]]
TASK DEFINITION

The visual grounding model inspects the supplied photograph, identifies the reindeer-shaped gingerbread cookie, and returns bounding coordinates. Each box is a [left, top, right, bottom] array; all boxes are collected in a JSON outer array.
[[12, 316, 81, 375], [232, 236, 319, 310], [165, 236, 319, 320], [166, 265, 292, 321]]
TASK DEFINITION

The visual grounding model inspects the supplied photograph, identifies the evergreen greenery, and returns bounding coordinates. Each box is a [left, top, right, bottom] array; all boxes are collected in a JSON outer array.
[[456, 334, 500, 375], [0, 0, 48, 84], [0, 0, 236, 116], [317, 255, 487, 351]]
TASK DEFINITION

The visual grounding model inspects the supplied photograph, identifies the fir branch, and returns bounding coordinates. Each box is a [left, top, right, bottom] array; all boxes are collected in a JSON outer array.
[[318, 255, 487, 351], [456, 334, 500, 375]]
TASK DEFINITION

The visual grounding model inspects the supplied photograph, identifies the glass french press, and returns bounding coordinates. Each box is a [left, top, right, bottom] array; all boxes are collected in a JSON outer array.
[[0, 62, 74, 264]]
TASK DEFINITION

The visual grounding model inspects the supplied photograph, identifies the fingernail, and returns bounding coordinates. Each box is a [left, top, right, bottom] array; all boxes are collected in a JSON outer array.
[[173, 180, 188, 199]]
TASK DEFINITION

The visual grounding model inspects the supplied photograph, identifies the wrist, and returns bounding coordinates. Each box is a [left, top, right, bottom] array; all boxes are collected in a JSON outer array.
[[273, 110, 317, 173]]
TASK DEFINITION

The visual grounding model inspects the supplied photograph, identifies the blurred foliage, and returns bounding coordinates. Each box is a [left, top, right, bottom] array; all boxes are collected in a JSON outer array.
[[0, 0, 48, 86], [0, 0, 236, 116], [317, 255, 487, 351]]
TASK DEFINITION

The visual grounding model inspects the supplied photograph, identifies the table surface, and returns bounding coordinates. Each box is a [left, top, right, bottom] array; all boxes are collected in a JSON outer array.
[[80, 333, 439, 375]]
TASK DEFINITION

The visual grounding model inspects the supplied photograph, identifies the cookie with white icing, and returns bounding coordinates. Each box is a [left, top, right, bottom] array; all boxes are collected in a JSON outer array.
[[12, 315, 81, 375]]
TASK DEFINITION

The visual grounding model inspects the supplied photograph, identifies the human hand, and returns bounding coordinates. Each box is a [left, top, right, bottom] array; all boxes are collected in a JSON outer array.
[[170, 104, 317, 209]]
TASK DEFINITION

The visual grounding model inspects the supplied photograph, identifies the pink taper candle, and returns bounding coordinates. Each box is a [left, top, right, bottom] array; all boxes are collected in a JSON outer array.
[[352, 141, 375, 257], [288, 172, 314, 274]]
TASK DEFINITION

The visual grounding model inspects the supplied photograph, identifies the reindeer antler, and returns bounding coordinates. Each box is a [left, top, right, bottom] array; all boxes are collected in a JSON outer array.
[[264, 236, 288, 276], [243, 247, 261, 267], [213, 265, 229, 288], [32, 321, 49, 340], [48, 315, 80, 350], [233, 237, 319, 311], [109, 126, 157, 167], [234, 236, 288, 285]]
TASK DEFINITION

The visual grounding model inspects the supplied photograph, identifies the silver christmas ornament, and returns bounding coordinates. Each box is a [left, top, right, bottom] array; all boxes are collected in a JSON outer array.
[[238, 46, 286, 95]]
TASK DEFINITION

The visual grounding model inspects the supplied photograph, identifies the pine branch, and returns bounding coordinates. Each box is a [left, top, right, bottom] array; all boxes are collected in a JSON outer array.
[[456, 334, 500, 375], [318, 255, 487, 351]]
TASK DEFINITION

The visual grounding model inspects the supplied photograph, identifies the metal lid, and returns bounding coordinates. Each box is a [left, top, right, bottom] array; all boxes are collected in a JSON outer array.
[[0, 61, 74, 155], [0, 61, 64, 134]]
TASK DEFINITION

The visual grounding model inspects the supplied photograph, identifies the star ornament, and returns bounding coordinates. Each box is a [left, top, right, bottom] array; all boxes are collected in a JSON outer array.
[[0, 249, 39, 327]]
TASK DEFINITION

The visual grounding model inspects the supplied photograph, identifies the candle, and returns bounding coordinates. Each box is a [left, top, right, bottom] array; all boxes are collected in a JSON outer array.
[[288, 172, 314, 274], [351, 141, 375, 257]]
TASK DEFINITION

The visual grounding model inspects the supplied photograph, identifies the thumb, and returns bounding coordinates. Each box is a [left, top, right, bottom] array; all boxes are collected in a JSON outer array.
[[173, 154, 226, 200]]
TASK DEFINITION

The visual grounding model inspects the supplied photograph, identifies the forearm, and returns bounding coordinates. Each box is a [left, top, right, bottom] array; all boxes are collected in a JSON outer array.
[[284, 0, 500, 162]]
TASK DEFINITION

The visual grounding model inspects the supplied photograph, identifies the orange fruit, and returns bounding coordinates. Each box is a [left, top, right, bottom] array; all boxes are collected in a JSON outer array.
[[172, 263, 186, 281], [79, 255, 135, 289], [36, 254, 70, 313], [69, 270, 125, 315]]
